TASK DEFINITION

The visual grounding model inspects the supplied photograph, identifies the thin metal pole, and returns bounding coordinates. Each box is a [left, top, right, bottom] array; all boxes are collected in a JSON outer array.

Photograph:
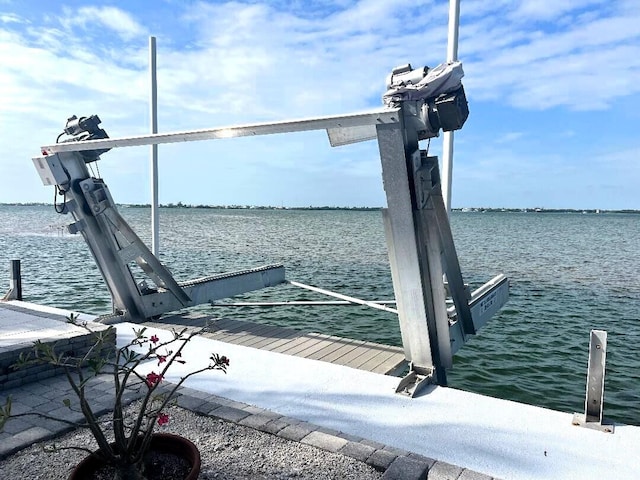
[[441, 0, 461, 214], [446, 0, 460, 62], [150, 36, 159, 255], [212, 300, 397, 307], [288, 281, 398, 314]]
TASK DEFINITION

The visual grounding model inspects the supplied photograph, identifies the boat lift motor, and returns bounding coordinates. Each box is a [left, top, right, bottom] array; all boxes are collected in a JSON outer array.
[[32, 59, 508, 392]]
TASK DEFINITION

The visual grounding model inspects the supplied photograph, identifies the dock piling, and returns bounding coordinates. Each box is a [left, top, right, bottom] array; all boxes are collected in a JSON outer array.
[[2, 259, 23, 301]]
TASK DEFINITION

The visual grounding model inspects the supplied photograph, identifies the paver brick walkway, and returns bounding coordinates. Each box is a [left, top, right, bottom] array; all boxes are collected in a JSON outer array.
[[0, 374, 496, 480]]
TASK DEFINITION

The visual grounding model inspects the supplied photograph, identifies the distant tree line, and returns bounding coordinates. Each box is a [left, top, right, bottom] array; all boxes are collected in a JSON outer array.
[[122, 203, 381, 211], [1, 203, 638, 213]]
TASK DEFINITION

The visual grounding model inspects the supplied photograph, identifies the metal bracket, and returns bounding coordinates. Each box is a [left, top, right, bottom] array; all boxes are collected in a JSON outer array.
[[395, 364, 434, 397], [572, 413, 615, 434], [32, 154, 70, 187], [68, 218, 87, 235], [572, 330, 614, 433]]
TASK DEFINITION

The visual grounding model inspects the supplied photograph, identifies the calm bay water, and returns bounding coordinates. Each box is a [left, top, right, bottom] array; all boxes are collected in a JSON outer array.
[[0, 205, 638, 425]]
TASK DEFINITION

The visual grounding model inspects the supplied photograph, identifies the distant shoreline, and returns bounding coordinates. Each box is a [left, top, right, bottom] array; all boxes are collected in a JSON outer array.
[[1, 203, 638, 214]]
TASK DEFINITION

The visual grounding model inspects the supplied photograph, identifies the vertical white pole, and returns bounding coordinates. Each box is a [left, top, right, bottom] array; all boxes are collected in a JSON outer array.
[[150, 36, 159, 255], [442, 0, 460, 214]]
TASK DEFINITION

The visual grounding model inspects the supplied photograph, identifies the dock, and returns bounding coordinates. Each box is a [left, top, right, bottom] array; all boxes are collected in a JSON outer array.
[[2, 301, 640, 479], [144, 312, 408, 376]]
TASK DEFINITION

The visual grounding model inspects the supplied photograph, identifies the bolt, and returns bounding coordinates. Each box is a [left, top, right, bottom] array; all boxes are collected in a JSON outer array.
[[93, 206, 100, 212]]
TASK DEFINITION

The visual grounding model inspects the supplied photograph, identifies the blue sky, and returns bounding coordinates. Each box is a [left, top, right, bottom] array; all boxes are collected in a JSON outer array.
[[0, 0, 638, 209]]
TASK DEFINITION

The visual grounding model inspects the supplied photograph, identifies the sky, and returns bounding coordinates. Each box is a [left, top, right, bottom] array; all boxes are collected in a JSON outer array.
[[0, 0, 639, 209]]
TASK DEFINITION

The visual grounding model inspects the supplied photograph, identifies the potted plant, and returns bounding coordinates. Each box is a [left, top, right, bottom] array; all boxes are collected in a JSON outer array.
[[0, 314, 230, 480]]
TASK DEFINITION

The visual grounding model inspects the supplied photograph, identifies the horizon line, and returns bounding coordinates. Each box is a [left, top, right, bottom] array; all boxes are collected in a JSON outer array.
[[1, 203, 639, 213]]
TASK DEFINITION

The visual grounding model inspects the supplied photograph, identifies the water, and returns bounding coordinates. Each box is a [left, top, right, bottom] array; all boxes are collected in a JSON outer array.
[[0, 205, 638, 425]]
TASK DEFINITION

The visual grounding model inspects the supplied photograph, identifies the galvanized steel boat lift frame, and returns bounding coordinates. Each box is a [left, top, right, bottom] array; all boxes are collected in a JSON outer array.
[[33, 102, 508, 392]]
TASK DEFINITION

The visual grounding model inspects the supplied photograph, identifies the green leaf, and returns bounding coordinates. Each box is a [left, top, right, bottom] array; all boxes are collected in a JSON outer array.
[[0, 397, 13, 432], [133, 327, 147, 339], [62, 398, 71, 408]]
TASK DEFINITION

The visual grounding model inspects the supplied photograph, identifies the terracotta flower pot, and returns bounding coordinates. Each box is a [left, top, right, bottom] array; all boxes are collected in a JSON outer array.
[[69, 433, 201, 480]]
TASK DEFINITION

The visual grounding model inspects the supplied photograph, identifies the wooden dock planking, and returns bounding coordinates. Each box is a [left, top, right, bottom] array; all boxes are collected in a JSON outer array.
[[306, 335, 358, 361], [288, 335, 343, 358], [209, 320, 271, 341], [273, 335, 321, 355], [240, 326, 298, 348], [357, 348, 402, 372], [145, 315, 406, 375], [334, 342, 388, 369], [373, 353, 408, 376], [319, 339, 368, 363], [223, 323, 287, 346], [248, 329, 302, 350]]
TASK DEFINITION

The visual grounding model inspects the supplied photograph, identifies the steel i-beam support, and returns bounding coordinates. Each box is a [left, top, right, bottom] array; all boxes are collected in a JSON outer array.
[[377, 109, 449, 390]]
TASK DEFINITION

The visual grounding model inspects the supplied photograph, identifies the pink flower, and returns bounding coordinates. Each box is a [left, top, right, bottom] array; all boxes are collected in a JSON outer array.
[[150, 335, 159, 344], [145, 371, 163, 387], [157, 413, 169, 426], [157, 355, 167, 366]]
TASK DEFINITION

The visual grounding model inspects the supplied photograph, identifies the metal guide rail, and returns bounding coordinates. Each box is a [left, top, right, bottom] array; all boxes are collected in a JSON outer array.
[[32, 61, 508, 391]]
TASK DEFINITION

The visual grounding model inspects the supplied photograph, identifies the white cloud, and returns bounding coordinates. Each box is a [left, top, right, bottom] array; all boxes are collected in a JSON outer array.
[[510, 0, 609, 21], [461, 2, 640, 110], [0, 30, 147, 114], [162, 0, 640, 116], [0, 0, 639, 208], [594, 147, 640, 174], [8, 0, 630, 127], [61, 6, 145, 41], [0, 12, 24, 24], [160, 0, 448, 125], [495, 132, 525, 144]]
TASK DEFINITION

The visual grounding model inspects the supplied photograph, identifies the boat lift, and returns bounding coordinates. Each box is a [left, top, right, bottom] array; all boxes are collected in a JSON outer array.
[[32, 61, 508, 392]]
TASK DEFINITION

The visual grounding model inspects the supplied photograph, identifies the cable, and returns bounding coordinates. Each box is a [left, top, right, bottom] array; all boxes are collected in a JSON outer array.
[[86, 160, 101, 179], [54, 186, 66, 214]]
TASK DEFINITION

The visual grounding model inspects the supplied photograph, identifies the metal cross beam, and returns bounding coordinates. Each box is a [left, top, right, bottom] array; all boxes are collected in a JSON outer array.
[[40, 109, 399, 155]]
